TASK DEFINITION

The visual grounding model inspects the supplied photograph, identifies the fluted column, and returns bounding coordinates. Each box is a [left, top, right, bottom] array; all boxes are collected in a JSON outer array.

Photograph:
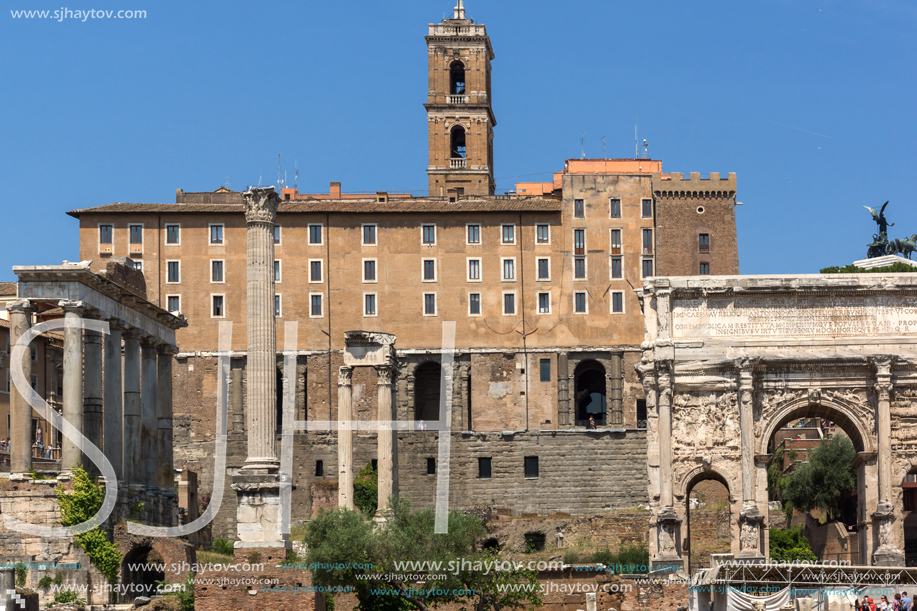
[[872, 356, 905, 565], [140, 339, 158, 489], [83, 319, 104, 476], [122, 330, 142, 486], [243, 186, 280, 472], [376, 365, 397, 514], [338, 366, 354, 509], [736, 358, 764, 560], [653, 359, 684, 570], [61, 300, 86, 474], [157, 344, 175, 489], [103, 322, 123, 481], [8, 300, 34, 479]]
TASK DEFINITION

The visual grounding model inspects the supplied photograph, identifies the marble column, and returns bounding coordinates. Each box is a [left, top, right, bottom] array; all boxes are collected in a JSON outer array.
[[736, 359, 765, 560], [338, 366, 354, 509], [60, 300, 86, 474], [140, 339, 158, 489], [872, 356, 905, 565], [376, 365, 397, 515], [653, 359, 683, 570], [157, 344, 175, 490], [232, 186, 287, 551], [103, 322, 123, 481], [609, 353, 623, 426], [83, 321, 104, 476], [557, 352, 570, 426], [8, 300, 34, 479], [242, 187, 280, 473], [122, 330, 142, 486]]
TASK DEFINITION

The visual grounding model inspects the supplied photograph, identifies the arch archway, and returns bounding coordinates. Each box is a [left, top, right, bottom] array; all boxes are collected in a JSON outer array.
[[450, 126, 466, 159], [120, 545, 165, 602], [683, 469, 733, 575], [414, 362, 441, 422], [758, 397, 873, 455], [573, 360, 606, 425]]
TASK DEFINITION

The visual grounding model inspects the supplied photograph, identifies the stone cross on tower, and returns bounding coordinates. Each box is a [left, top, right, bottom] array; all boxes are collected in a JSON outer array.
[[454, 0, 465, 20]]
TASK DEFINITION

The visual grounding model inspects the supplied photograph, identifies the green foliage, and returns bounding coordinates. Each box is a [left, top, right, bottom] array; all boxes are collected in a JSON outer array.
[[174, 573, 195, 611], [29, 468, 51, 481], [211, 537, 235, 556], [562, 550, 581, 564], [305, 497, 542, 611], [769, 525, 818, 563], [55, 465, 122, 584], [50, 589, 86, 606], [584, 546, 649, 573], [37, 575, 53, 589], [821, 262, 917, 274], [354, 463, 379, 517], [782, 435, 856, 522], [14, 563, 27, 587], [767, 447, 787, 501], [129, 501, 145, 517]]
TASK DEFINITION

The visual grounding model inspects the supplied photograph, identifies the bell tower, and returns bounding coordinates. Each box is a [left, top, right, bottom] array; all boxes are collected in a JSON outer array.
[[425, 0, 496, 199]]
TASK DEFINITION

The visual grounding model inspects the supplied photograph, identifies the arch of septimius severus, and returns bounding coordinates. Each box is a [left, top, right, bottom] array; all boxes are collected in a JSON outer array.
[[638, 273, 917, 570]]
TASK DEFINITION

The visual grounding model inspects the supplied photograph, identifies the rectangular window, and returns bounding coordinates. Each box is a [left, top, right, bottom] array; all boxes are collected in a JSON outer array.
[[503, 292, 515, 315], [478, 457, 492, 479], [211, 260, 225, 283], [642, 259, 654, 278], [699, 233, 710, 253], [539, 358, 551, 382], [502, 224, 515, 244], [99, 224, 113, 244], [468, 292, 481, 316], [467, 258, 481, 281], [643, 228, 653, 254], [537, 292, 551, 314], [502, 258, 515, 281], [310, 260, 323, 283], [132, 260, 143, 272], [700, 262, 710, 275], [574, 257, 586, 280], [315, 460, 324, 477], [467, 224, 480, 245], [129, 224, 143, 244], [574, 291, 587, 314], [610, 198, 621, 218], [642, 198, 653, 218], [364, 259, 377, 282], [273, 225, 281, 245], [536, 224, 550, 244], [166, 261, 180, 284], [612, 291, 624, 313], [310, 294, 324, 318], [574, 229, 585, 255], [309, 224, 323, 245], [524, 456, 539, 478], [610, 229, 622, 254], [364, 293, 377, 316], [166, 295, 181, 313], [427, 457, 436, 475], [574, 199, 584, 218], [274, 260, 281, 283], [537, 258, 550, 281], [275, 294, 282, 317], [423, 293, 437, 316], [166, 224, 180, 245], [422, 224, 436, 245], [209, 224, 223, 245], [611, 257, 622, 279], [423, 259, 436, 282], [363, 224, 377, 245], [211, 295, 225, 318]]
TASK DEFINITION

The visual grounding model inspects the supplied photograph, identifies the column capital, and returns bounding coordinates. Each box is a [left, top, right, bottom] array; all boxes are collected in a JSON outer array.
[[376, 365, 394, 386], [338, 366, 353, 387], [122, 326, 143, 339], [242, 187, 281, 225], [870, 355, 896, 375], [156, 343, 178, 356], [7, 299, 34, 314], [58, 299, 87, 313]]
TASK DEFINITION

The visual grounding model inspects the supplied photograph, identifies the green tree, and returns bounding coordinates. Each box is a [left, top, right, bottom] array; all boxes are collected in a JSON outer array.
[[354, 463, 379, 517], [55, 465, 122, 584], [821, 262, 917, 274], [782, 435, 856, 522], [304, 497, 542, 611], [767, 446, 787, 502], [769, 525, 818, 563]]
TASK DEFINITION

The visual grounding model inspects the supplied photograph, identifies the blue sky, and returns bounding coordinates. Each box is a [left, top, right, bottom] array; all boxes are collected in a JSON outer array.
[[1, 0, 915, 278]]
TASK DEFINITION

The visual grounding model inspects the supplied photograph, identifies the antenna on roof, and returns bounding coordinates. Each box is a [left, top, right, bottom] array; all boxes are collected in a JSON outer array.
[[277, 153, 285, 189], [225, 176, 230, 188], [294, 160, 299, 190], [643, 139, 648, 160], [581, 132, 585, 159], [635, 122, 638, 160]]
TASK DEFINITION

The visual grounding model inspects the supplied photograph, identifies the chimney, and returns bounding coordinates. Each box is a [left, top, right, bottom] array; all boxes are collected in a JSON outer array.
[[330, 182, 342, 198]]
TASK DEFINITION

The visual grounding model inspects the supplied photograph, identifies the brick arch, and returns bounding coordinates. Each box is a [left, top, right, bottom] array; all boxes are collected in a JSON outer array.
[[679, 464, 736, 504], [757, 395, 874, 455]]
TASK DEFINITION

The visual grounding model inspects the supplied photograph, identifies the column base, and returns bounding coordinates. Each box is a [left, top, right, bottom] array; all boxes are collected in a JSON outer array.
[[873, 548, 906, 567], [232, 473, 289, 548], [872, 502, 905, 566]]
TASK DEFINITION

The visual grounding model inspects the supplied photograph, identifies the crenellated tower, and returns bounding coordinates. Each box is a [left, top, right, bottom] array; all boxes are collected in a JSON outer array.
[[425, 0, 496, 199]]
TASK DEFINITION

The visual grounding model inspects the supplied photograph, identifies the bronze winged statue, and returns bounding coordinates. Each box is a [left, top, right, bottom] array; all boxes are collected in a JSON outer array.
[[864, 201, 894, 239]]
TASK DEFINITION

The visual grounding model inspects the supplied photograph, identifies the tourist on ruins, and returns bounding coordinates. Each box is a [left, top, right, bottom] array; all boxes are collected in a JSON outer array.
[[893, 594, 903, 611], [901, 592, 912, 611], [880, 595, 891, 611], [588, 416, 596, 429], [418, 419, 426, 432]]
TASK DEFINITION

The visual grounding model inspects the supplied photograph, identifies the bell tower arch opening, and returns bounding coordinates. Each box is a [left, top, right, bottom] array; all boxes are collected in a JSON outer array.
[[450, 61, 466, 95]]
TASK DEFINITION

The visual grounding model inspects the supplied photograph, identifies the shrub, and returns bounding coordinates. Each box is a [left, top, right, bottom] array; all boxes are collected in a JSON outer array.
[[211, 538, 235, 557], [821, 262, 917, 274], [353, 463, 378, 517], [52, 590, 86, 606], [769, 525, 818, 563], [562, 550, 581, 565], [14, 563, 27, 588]]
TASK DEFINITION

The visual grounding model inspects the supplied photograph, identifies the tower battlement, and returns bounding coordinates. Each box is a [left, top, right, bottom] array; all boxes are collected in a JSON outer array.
[[652, 171, 737, 197]]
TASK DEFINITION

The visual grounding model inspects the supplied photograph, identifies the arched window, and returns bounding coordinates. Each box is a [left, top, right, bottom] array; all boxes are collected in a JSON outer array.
[[450, 126, 467, 159], [574, 360, 606, 426], [414, 362, 441, 421], [450, 61, 465, 95]]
